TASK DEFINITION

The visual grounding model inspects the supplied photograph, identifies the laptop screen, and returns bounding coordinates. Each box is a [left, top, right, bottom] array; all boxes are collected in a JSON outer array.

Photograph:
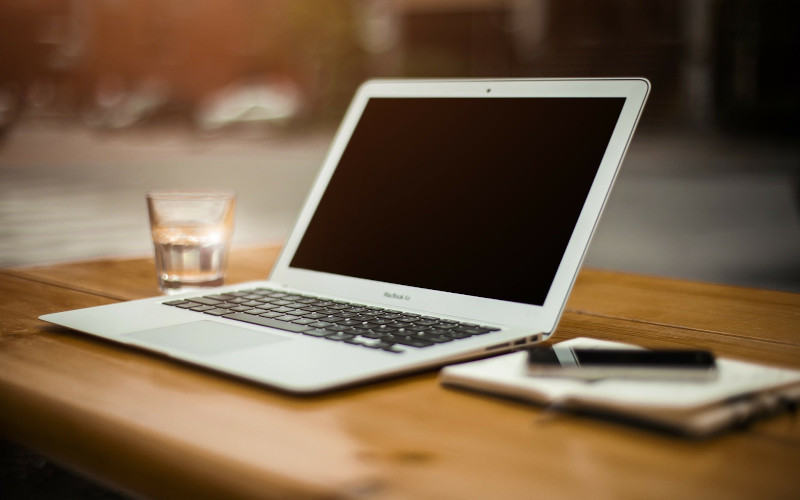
[[289, 97, 625, 306]]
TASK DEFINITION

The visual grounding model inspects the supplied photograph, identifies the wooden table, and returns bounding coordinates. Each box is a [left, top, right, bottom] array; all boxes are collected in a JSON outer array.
[[2, 244, 799, 500]]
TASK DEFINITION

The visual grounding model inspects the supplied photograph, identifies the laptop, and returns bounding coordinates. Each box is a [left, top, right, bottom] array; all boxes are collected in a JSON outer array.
[[41, 78, 650, 394]]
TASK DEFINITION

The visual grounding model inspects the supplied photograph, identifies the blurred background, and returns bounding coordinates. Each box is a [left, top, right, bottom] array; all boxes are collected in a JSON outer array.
[[1, 1, 799, 497], [1, 0, 799, 292]]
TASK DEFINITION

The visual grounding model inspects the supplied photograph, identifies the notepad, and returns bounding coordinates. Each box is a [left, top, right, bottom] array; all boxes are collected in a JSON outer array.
[[440, 338, 800, 437]]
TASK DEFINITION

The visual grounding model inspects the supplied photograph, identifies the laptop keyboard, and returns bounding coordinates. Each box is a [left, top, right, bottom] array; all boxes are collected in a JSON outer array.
[[162, 288, 500, 353]]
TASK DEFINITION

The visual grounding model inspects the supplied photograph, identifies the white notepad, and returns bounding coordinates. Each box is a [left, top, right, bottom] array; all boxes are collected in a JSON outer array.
[[440, 338, 800, 437]]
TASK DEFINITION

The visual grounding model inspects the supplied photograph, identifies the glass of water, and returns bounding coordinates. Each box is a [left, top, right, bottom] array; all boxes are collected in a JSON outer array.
[[146, 190, 236, 295]]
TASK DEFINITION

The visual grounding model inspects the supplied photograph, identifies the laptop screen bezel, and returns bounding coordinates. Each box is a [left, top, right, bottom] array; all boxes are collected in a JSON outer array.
[[268, 78, 649, 333]]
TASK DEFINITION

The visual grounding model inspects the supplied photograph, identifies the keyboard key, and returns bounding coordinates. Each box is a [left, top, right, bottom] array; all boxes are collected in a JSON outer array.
[[334, 318, 363, 327], [242, 300, 266, 307], [291, 318, 317, 325], [163, 300, 188, 306], [324, 333, 354, 342], [360, 330, 386, 339], [325, 324, 350, 332], [415, 332, 453, 343], [309, 321, 335, 329], [222, 313, 311, 333], [415, 319, 439, 326], [271, 306, 296, 314], [204, 308, 234, 316], [225, 305, 253, 313], [427, 328, 451, 335], [303, 328, 335, 338], [188, 297, 223, 306], [448, 331, 473, 339], [391, 336, 434, 348], [456, 326, 495, 335], [190, 305, 216, 312], [204, 294, 235, 301], [363, 340, 396, 350]]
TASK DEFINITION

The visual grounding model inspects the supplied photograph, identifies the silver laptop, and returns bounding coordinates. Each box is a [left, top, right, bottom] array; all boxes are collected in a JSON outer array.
[[41, 78, 650, 393]]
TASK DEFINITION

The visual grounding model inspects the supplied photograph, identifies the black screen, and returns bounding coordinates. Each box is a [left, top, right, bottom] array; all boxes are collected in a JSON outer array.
[[290, 97, 625, 305]]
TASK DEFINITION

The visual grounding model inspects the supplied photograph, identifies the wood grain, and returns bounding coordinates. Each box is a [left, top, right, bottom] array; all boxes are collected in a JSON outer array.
[[2, 245, 800, 499], [5, 244, 281, 301], [567, 269, 800, 344]]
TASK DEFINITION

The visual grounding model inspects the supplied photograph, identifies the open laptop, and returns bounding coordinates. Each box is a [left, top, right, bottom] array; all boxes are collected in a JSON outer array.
[[41, 78, 650, 394]]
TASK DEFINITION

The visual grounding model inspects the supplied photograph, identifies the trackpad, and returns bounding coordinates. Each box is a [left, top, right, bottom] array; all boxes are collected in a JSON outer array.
[[124, 321, 288, 356]]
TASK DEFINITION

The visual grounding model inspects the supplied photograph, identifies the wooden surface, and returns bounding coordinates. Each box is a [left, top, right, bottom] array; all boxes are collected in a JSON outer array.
[[2, 245, 800, 500]]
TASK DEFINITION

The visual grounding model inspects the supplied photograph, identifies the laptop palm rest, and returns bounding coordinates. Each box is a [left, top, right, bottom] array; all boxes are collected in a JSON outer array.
[[124, 321, 288, 356]]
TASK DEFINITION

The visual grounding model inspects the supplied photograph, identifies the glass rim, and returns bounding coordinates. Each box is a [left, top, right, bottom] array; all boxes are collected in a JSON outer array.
[[146, 190, 236, 201]]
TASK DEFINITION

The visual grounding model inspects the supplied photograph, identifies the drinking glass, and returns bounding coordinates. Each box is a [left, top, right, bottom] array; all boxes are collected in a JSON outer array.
[[146, 191, 236, 295]]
